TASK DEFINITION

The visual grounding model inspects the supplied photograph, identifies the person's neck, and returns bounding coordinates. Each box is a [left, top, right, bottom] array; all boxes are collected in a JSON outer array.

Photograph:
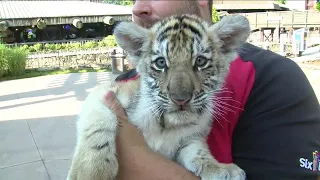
[[200, 11, 213, 25]]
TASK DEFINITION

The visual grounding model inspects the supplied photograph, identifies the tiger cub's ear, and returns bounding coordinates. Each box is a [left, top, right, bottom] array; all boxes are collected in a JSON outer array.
[[113, 22, 152, 66], [209, 14, 251, 53]]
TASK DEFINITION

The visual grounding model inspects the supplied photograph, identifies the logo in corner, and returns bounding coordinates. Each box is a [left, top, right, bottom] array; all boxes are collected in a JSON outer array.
[[299, 151, 320, 172], [313, 151, 320, 172]]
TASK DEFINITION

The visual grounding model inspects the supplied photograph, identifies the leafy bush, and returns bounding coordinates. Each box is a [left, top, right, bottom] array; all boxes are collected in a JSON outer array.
[[45, 43, 56, 51], [83, 41, 97, 49], [212, 7, 220, 23], [6, 47, 27, 76], [33, 43, 43, 52], [0, 44, 9, 77], [71, 42, 81, 50], [21, 44, 29, 51], [316, 2, 320, 12], [103, 35, 117, 47], [0, 44, 28, 78], [55, 44, 62, 51], [104, 0, 133, 6], [7, 35, 119, 54], [278, 0, 286, 4]]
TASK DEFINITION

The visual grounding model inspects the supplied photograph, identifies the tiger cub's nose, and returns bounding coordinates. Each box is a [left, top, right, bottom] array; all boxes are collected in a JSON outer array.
[[170, 93, 192, 106]]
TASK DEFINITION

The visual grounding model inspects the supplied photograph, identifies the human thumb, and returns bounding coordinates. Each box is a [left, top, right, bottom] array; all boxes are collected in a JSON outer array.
[[104, 91, 128, 121]]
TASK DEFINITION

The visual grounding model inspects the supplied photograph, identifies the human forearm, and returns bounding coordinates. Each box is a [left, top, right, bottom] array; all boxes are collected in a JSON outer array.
[[116, 147, 200, 180]]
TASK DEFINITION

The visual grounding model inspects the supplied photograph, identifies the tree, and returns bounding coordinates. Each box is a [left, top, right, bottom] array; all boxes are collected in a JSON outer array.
[[315, 1, 320, 12], [278, 0, 286, 4], [212, 7, 220, 23], [104, 0, 133, 6]]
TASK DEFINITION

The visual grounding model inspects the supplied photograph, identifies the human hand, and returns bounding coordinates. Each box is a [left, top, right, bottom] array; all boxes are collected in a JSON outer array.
[[103, 90, 148, 156]]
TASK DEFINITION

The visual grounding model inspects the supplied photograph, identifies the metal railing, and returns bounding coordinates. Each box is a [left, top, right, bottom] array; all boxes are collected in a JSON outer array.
[[5, 37, 105, 48]]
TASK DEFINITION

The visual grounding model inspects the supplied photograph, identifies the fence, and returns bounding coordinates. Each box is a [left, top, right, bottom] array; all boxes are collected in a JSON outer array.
[[25, 47, 128, 70], [5, 37, 105, 49], [241, 10, 320, 29], [26, 47, 123, 59]]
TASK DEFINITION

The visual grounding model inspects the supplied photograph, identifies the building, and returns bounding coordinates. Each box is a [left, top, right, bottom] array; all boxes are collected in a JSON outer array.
[[0, 0, 132, 44], [213, 0, 289, 13], [286, 0, 318, 11]]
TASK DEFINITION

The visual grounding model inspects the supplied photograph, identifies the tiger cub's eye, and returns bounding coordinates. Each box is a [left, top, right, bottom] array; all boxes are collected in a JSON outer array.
[[195, 56, 209, 68], [152, 57, 167, 71]]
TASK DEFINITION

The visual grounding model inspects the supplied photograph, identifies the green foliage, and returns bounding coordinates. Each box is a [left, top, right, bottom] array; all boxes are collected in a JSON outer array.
[[32, 43, 43, 52], [55, 44, 62, 51], [83, 41, 97, 49], [278, 0, 286, 4], [212, 7, 220, 23], [44, 43, 56, 51], [0, 44, 9, 77], [71, 42, 81, 50], [104, 0, 133, 6], [6, 48, 27, 76], [16, 35, 118, 53], [316, 2, 320, 12], [0, 44, 28, 78], [101, 35, 117, 47]]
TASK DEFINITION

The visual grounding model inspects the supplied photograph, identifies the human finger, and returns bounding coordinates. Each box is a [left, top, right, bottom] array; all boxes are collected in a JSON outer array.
[[104, 91, 128, 121]]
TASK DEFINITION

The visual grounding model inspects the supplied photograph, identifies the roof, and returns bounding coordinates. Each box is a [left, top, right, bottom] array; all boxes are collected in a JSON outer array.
[[215, 3, 289, 11], [0, 1, 133, 19]]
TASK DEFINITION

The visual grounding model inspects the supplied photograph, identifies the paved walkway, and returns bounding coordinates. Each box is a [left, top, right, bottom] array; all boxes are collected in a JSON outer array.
[[0, 72, 117, 180], [0, 64, 319, 180]]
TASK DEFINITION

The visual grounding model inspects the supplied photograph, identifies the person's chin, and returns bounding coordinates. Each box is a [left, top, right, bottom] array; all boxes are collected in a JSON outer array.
[[133, 18, 159, 29]]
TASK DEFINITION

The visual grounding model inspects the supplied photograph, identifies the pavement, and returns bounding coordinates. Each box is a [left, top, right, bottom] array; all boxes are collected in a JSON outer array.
[[299, 65, 320, 101], [291, 45, 320, 63], [0, 57, 319, 180], [0, 72, 118, 180]]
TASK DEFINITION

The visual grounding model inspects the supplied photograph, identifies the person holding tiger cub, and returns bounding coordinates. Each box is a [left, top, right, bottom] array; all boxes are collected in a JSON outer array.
[[68, 0, 320, 180]]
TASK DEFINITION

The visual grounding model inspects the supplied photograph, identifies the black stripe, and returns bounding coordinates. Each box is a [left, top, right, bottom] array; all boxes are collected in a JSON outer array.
[[85, 128, 113, 140], [159, 115, 165, 129], [158, 26, 174, 42], [158, 21, 203, 44], [150, 66, 161, 72], [203, 64, 213, 70], [158, 34, 167, 43], [166, 43, 169, 63], [182, 23, 202, 39], [190, 38, 194, 57], [194, 36, 202, 46], [203, 82, 214, 89], [181, 15, 207, 33], [92, 141, 109, 150], [173, 141, 191, 161], [146, 80, 159, 90], [158, 93, 167, 100], [157, 14, 206, 42], [203, 48, 211, 54]]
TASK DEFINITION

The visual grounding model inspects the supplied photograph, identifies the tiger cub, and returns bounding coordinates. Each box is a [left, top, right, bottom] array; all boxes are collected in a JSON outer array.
[[67, 14, 251, 180]]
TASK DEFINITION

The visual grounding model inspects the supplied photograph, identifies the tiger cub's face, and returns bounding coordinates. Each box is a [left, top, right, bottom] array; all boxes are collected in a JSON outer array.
[[114, 14, 250, 117]]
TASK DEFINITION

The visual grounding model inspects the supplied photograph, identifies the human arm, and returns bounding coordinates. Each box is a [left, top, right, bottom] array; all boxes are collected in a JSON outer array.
[[231, 47, 320, 179], [104, 91, 200, 180]]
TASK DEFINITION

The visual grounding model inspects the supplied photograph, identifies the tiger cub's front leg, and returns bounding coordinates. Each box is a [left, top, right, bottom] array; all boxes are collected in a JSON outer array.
[[175, 138, 246, 180], [67, 110, 119, 180]]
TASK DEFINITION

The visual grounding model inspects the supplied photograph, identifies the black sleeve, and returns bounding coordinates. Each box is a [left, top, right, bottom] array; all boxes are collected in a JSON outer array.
[[232, 49, 320, 180]]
